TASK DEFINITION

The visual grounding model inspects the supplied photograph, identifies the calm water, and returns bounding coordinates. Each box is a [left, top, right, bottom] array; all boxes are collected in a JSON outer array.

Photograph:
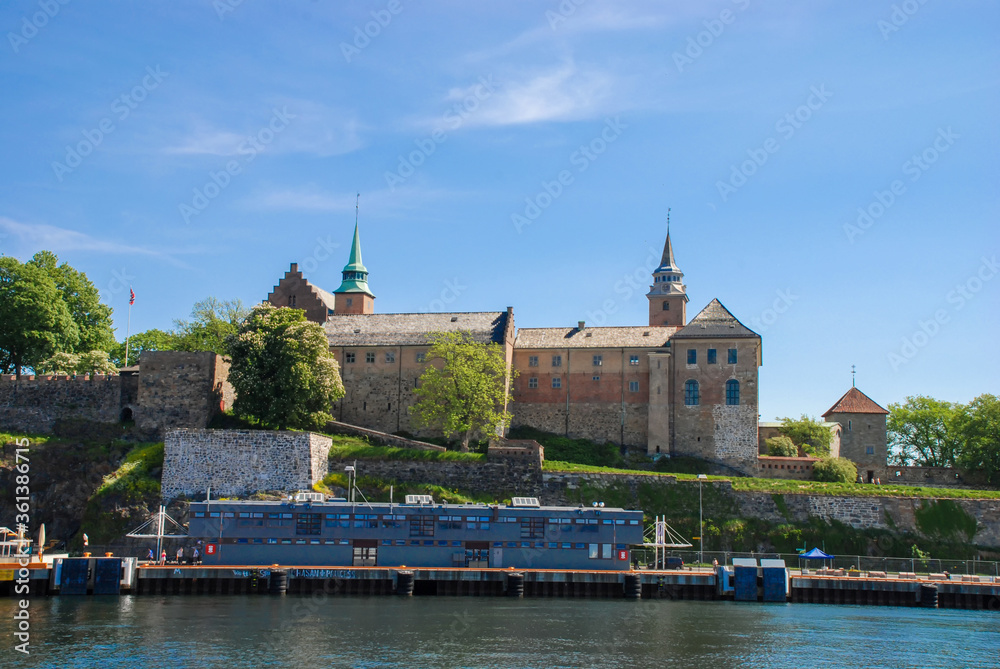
[[1, 596, 997, 668]]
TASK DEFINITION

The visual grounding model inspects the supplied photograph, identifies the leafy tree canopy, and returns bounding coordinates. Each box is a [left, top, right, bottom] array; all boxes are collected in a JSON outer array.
[[813, 457, 858, 483], [38, 350, 117, 375], [28, 251, 115, 353], [955, 394, 1000, 485], [172, 297, 250, 355], [887, 396, 962, 467], [227, 303, 345, 431], [777, 414, 832, 457], [765, 435, 798, 457], [0, 255, 79, 377], [410, 331, 514, 452], [109, 328, 179, 368]]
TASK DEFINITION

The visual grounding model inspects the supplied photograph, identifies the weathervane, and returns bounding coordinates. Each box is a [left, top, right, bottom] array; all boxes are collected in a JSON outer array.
[[355, 193, 360, 225], [852, 364, 856, 387], [666, 207, 671, 236]]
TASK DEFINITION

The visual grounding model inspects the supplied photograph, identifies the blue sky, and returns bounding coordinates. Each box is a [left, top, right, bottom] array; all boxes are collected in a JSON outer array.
[[1, 1, 997, 421]]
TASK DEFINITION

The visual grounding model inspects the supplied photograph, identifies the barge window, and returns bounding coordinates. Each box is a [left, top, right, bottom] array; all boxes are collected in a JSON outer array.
[[354, 520, 377, 528], [520, 518, 544, 539], [561, 543, 571, 549], [410, 516, 435, 537], [602, 544, 612, 558], [191, 512, 205, 518], [237, 518, 264, 528], [295, 513, 321, 536], [589, 544, 599, 558]]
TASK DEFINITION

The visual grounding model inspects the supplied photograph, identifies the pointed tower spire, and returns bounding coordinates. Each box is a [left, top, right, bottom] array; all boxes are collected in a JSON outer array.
[[647, 211, 688, 327], [334, 193, 375, 314]]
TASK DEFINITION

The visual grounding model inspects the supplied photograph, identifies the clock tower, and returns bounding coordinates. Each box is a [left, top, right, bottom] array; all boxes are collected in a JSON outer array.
[[647, 230, 688, 327]]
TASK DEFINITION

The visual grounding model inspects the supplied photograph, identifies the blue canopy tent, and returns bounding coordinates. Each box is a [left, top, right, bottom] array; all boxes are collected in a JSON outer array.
[[799, 547, 834, 572]]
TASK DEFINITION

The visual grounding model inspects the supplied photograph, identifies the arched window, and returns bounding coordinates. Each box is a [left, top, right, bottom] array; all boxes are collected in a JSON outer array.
[[663, 301, 669, 311], [726, 379, 740, 405], [684, 380, 699, 405]]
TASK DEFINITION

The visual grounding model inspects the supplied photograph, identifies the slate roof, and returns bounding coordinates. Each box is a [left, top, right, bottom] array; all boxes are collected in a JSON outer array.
[[822, 387, 889, 417], [313, 285, 337, 312], [515, 326, 675, 349], [672, 298, 759, 339], [324, 311, 509, 346]]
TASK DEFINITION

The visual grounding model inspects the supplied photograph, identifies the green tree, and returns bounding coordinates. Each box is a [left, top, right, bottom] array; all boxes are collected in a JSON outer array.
[[887, 396, 962, 467], [227, 303, 345, 430], [38, 350, 117, 375], [0, 256, 79, 378], [765, 435, 798, 457], [778, 414, 833, 456], [955, 394, 1000, 485], [410, 331, 514, 452], [813, 457, 858, 483], [108, 328, 180, 368], [28, 251, 115, 353], [173, 297, 250, 355]]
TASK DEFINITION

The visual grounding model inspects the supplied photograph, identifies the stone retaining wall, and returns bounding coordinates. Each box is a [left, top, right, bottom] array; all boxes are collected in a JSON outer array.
[[0, 375, 122, 434], [162, 429, 330, 499], [324, 421, 445, 451]]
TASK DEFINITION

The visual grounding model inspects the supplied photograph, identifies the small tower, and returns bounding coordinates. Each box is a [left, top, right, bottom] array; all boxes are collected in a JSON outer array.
[[647, 229, 688, 327], [333, 222, 375, 314]]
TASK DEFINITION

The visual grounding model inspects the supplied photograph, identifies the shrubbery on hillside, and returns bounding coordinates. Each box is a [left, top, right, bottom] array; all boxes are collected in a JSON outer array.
[[506, 426, 624, 468]]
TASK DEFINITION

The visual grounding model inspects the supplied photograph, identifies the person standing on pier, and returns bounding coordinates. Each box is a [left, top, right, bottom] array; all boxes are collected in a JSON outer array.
[[147, 548, 154, 562], [192, 547, 200, 564], [176, 547, 184, 564], [159, 550, 166, 565]]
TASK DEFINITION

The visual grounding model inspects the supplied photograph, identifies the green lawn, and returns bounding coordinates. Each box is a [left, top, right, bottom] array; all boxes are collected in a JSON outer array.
[[543, 460, 1000, 499], [327, 435, 485, 462]]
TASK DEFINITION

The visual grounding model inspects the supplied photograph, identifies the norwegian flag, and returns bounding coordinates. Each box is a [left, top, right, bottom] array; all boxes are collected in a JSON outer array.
[[129, 288, 135, 306]]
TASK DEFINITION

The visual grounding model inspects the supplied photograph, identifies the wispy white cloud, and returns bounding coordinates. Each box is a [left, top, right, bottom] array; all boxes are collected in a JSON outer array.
[[0, 217, 183, 260], [240, 184, 465, 214], [161, 100, 365, 158]]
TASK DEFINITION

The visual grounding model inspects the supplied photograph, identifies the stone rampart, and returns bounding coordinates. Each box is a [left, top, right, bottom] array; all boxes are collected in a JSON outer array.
[[324, 421, 445, 451], [162, 429, 331, 500], [0, 375, 122, 434]]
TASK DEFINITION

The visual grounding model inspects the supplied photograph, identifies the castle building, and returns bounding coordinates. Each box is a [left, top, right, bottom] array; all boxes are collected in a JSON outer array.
[[822, 386, 889, 483], [266, 224, 762, 471]]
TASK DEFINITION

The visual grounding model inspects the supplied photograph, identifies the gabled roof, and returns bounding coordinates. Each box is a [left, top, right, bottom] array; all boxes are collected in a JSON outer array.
[[822, 387, 888, 416], [324, 311, 509, 346], [672, 299, 759, 339], [515, 326, 676, 349]]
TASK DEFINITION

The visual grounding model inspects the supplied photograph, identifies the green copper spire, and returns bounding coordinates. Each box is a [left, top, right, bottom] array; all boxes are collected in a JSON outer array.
[[335, 208, 375, 297]]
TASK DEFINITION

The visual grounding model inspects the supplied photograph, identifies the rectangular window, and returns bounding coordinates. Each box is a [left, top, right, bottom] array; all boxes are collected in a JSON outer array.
[[593, 355, 602, 366], [592, 375, 600, 382], [385, 351, 395, 363], [365, 352, 375, 363], [629, 355, 639, 366], [528, 377, 538, 389], [552, 355, 562, 367], [520, 518, 544, 539], [728, 348, 738, 364], [345, 297, 353, 307], [866, 445, 875, 455], [589, 544, 599, 559], [416, 352, 426, 363], [528, 355, 538, 367], [601, 544, 612, 559], [687, 349, 697, 365], [409, 516, 435, 537], [345, 352, 355, 364], [629, 381, 639, 392], [552, 377, 561, 389], [707, 349, 717, 364]]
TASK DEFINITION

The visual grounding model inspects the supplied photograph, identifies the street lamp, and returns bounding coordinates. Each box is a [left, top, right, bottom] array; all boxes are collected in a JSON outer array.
[[697, 474, 707, 566], [344, 465, 356, 503]]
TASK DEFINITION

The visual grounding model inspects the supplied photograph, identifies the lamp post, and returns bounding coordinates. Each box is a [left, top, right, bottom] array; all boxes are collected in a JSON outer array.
[[345, 465, 356, 503], [697, 474, 707, 566]]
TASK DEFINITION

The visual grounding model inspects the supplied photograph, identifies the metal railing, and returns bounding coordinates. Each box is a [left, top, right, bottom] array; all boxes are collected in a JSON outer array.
[[631, 548, 1000, 577]]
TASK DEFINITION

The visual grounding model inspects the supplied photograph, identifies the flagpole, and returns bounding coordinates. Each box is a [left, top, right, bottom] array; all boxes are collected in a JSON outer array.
[[124, 288, 133, 367]]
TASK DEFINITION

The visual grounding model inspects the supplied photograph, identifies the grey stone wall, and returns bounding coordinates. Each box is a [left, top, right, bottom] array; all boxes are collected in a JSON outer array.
[[325, 421, 445, 451], [0, 375, 122, 434], [162, 429, 331, 499], [328, 458, 543, 500], [137, 351, 232, 436]]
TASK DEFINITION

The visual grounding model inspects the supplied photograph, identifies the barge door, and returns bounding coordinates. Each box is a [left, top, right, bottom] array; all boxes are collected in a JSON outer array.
[[491, 547, 503, 569], [353, 540, 377, 566]]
